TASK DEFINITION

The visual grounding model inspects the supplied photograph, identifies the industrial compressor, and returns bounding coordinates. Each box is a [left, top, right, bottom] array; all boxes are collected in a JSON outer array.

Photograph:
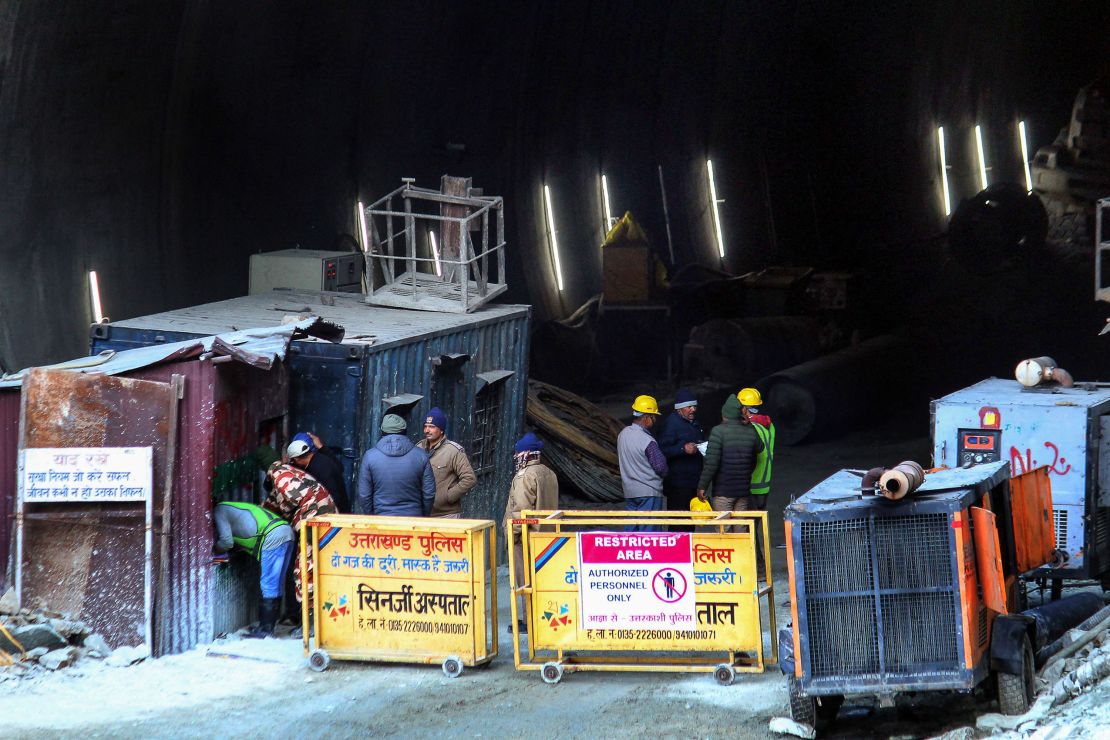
[[780, 461, 1059, 729]]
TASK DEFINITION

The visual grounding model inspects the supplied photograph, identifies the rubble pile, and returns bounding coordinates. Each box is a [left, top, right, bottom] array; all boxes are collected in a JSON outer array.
[[975, 611, 1110, 738], [0, 588, 147, 682]]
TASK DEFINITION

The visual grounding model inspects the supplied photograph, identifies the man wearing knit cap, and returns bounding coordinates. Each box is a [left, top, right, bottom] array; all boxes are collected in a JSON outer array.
[[618, 395, 668, 532], [503, 432, 559, 634], [657, 388, 705, 523], [355, 413, 436, 516], [418, 406, 477, 518], [697, 394, 765, 517]]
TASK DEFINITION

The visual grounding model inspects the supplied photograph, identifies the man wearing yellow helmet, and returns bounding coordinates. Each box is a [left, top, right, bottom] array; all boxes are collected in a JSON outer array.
[[617, 395, 668, 532], [739, 387, 774, 579], [696, 394, 764, 518]]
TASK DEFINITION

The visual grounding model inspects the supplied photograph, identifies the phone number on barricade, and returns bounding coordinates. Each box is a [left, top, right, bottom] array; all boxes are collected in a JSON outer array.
[[584, 628, 718, 641], [357, 617, 470, 635]]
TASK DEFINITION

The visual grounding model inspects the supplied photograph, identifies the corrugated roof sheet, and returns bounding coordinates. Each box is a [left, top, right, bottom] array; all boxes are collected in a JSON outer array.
[[105, 289, 529, 350], [0, 317, 340, 389]]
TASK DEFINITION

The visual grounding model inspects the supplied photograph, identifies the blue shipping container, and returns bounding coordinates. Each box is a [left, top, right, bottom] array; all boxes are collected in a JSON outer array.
[[90, 289, 532, 521]]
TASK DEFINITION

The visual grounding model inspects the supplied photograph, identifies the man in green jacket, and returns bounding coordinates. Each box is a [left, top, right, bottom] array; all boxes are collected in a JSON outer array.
[[696, 394, 764, 513]]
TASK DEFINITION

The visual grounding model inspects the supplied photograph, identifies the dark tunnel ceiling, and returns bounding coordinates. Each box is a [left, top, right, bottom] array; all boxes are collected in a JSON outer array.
[[0, 1, 1108, 373]]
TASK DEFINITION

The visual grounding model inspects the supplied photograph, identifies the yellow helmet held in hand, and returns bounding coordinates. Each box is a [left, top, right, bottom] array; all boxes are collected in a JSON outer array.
[[738, 387, 763, 407], [690, 496, 712, 512], [631, 395, 661, 415]]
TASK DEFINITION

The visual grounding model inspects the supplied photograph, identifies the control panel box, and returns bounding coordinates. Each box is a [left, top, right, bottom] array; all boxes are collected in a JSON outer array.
[[249, 249, 363, 294]]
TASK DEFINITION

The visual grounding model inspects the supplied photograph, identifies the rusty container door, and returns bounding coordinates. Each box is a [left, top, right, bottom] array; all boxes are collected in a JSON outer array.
[[19, 368, 176, 649], [1009, 466, 1056, 574]]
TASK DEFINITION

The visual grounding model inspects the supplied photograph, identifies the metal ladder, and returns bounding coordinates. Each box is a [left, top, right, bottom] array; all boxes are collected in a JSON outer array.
[[1096, 198, 1110, 301]]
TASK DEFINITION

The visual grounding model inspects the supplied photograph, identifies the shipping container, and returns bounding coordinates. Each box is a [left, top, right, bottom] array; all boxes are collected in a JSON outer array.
[[90, 289, 532, 523], [931, 377, 1110, 584]]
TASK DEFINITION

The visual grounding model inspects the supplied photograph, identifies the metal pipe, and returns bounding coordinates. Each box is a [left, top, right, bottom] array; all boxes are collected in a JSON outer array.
[[657, 165, 675, 265], [1041, 613, 1110, 671], [879, 461, 925, 500]]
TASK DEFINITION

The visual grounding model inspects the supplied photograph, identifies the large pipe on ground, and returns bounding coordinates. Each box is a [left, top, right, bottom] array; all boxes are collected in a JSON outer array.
[[878, 461, 925, 500], [757, 335, 908, 445], [683, 316, 828, 384]]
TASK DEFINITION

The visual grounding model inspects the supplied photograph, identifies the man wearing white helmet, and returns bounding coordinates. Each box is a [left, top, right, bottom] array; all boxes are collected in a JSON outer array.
[[287, 432, 350, 513]]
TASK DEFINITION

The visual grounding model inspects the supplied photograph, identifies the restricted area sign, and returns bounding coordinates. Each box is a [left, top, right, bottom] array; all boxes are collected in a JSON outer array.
[[578, 532, 695, 630]]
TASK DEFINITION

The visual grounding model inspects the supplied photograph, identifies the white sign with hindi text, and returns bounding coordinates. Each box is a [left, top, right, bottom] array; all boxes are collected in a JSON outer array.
[[21, 447, 152, 503]]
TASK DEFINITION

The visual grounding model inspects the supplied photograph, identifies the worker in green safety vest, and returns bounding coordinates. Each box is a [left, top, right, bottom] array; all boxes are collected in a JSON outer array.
[[739, 387, 774, 580], [213, 500, 294, 638]]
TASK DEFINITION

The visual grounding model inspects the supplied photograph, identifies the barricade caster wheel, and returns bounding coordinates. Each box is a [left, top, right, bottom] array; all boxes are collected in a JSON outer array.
[[714, 664, 736, 686], [442, 656, 464, 679], [541, 662, 564, 684], [308, 649, 330, 672]]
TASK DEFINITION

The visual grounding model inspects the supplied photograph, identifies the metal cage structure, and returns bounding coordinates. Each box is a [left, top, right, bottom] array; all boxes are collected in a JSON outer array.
[[363, 177, 507, 313]]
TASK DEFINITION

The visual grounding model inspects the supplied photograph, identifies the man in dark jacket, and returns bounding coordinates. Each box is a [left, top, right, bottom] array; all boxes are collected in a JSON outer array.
[[657, 388, 705, 518], [355, 414, 436, 516], [697, 394, 764, 514], [288, 432, 350, 513]]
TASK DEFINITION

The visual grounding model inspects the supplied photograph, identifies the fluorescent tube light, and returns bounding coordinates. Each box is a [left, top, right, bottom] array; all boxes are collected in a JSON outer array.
[[543, 185, 565, 292], [1018, 121, 1033, 193], [428, 228, 443, 278], [601, 174, 614, 234], [88, 271, 104, 323], [975, 124, 989, 191], [707, 159, 725, 258], [938, 126, 952, 217]]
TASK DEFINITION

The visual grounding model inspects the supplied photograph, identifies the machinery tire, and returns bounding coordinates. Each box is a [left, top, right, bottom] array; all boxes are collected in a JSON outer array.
[[541, 662, 564, 684], [788, 677, 817, 727], [441, 655, 464, 679], [713, 664, 736, 686], [308, 649, 330, 673], [998, 635, 1036, 716]]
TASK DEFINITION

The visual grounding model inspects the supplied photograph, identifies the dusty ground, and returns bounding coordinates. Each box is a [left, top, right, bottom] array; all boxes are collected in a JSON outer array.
[[2, 424, 1103, 738]]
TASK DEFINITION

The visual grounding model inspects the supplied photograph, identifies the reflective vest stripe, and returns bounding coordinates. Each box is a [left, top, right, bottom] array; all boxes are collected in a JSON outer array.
[[751, 423, 774, 496], [224, 501, 286, 560]]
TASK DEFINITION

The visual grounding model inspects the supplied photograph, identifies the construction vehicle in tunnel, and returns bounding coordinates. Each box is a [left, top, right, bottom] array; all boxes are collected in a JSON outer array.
[[780, 462, 1063, 730]]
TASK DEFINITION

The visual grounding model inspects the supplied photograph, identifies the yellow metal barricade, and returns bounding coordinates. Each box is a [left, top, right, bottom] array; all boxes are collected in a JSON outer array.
[[300, 514, 497, 677], [507, 510, 776, 684]]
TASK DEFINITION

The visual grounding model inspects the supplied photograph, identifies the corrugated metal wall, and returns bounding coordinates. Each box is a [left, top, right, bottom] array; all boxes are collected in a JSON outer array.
[[364, 310, 531, 522], [0, 389, 20, 591], [129, 359, 289, 655]]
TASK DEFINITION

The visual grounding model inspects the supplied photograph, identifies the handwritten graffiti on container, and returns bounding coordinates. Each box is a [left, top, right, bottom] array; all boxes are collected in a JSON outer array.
[[1009, 441, 1072, 477]]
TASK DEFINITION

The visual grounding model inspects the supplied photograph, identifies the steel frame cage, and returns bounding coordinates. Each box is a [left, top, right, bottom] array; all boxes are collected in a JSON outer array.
[[363, 181, 507, 313], [507, 509, 777, 677]]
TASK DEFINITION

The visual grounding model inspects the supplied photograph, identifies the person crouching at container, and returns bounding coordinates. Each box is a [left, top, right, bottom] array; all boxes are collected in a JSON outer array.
[[213, 498, 294, 638], [263, 462, 338, 627], [503, 433, 559, 634]]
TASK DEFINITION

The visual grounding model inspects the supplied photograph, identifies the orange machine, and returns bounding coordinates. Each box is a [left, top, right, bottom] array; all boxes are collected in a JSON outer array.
[[781, 462, 1055, 729]]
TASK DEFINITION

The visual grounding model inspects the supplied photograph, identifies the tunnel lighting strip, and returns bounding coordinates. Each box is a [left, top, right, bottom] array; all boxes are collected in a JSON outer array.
[[356, 200, 369, 252], [88, 271, 104, 324], [707, 159, 725, 258], [428, 228, 443, 278], [1018, 121, 1033, 193], [937, 126, 952, 217], [543, 184, 565, 291], [601, 174, 614, 235], [975, 124, 989, 191]]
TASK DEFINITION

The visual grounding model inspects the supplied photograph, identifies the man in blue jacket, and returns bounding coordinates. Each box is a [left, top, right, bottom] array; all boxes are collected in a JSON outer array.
[[657, 388, 705, 523], [355, 414, 436, 516]]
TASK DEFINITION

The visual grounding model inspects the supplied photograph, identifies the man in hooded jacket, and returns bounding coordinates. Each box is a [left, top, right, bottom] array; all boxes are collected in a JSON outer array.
[[355, 414, 436, 516]]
